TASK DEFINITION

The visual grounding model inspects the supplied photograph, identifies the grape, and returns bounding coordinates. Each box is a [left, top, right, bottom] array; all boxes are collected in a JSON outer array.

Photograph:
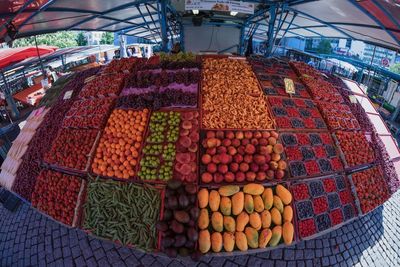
[[296, 201, 314, 219], [327, 193, 341, 209], [309, 181, 324, 197], [315, 213, 331, 232]]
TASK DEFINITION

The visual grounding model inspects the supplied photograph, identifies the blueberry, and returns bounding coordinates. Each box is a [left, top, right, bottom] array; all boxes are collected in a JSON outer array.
[[335, 176, 346, 190], [309, 134, 322, 145], [264, 88, 277, 95], [325, 145, 337, 158], [309, 181, 324, 197], [299, 109, 311, 118], [291, 118, 305, 128], [318, 159, 333, 173], [296, 201, 314, 219], [328, 193, 341, 209], [343, 205, 355, 220], [290, 162, 307, 177], [273, 107, 288, 116], [283, 99, 295, 107], [301, 147, 315, 160], [282, 134, 297, 146], [314, 118, 326, 129], [304, 100, 315, 108], [315, 213, 331, 232]]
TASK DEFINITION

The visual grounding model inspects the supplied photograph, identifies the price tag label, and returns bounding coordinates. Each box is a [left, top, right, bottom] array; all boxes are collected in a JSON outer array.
[[349, 95, 357, 103], [284, 78, 296, 95], [63, 90, 73, 100]]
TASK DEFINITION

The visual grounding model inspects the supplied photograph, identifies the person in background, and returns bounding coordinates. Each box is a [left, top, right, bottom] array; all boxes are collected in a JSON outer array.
[[307, 58, 315, 68]]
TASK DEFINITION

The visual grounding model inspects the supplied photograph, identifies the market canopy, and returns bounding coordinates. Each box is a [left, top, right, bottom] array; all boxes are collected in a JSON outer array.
[[0, 45, 57, 69], [0, 0, 399, 51]]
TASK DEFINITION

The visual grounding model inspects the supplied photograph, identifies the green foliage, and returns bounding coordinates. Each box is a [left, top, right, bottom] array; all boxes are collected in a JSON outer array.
[[13, 31, 79, 48], [389, 63, 400, 74], [76, 32, 87, 46], [100, 32, 114, 45], [317, 39, 333, 55]]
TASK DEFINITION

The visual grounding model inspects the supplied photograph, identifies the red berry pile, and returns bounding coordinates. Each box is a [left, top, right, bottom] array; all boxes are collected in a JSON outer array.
[[292, 183, 309, 200], [296, 133, 309, 145], [339, 190, 353, 205], [313, 196, 328, 214], [304, 161, 320, 175], [323, 178, 336, 192], [320, 133, 333, 145], [276, 117, 291, 128], [330, 158, 343, 171], [313, 146, 326, 158], [329, 209, 343, 226], [299, 218, 317, 238], [285, 147, 302, 161]]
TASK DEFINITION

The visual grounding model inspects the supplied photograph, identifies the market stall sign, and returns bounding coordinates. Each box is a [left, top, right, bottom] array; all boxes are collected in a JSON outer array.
[[63, 90, 73, 100], [185, 0, 254, 14], [284, 78, 295, 96]]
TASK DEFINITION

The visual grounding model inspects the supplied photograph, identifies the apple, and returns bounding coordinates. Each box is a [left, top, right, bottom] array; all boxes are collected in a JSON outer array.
[[256, 172, 267, 181], [201, 172, 213, 183], [246, 172, 256, 182], [237, 146, 245, 155], [235, 172, 246, 182], [268, 137, 277, 145], [226, 131, 235, 139], [260, 164, 270, 172], [259, 138, 268, 146], [266, 170, 275, 180], [235, 131, 244, 139], [271, 131, 279, 139], [217, 146, 227, 154], [206, 138, 220, 148], [254, 131, 262, 139], [262, 131, 271, 139], [218, 164, 228, 174], [206, 131, 215, 138], [225, 172, 235, 182], [244, 155, 253, 164], [270, 161, 278, 170], [241, 139, 250, 146], [232, 139, 241, 147], [230, 162, 239, 172], [206, 148, 216, 155], [214, 173, 224, 183], [254, 154, 266, 165], [212, 155, 221, 164], [245, 144, 256, 154], [250, 138, 259, 146], [222, 139, 232, 147], [276, 170, 285, 179], [278, 160, 287, 170], [201, 154, 212, 165], [207, 163, 217, 173], [233, 154, 243, 163], [244, 131, 253, 139], [250, 163, 259, 172], [219, 154, 232, 164], [227, 146, 237, 156], [216, 130, 224, 139], [239, 162, 249, 172]]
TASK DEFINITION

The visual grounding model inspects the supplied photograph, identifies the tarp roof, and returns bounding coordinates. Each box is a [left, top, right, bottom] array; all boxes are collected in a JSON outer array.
[[0, 0, 399, 50], [0, 45, 57, 69]]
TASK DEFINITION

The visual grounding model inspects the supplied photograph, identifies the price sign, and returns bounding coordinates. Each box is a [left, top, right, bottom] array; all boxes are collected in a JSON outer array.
[[349, 95, 357, 103], [284, 78, 296, 96], [63, 90, 73, 100]]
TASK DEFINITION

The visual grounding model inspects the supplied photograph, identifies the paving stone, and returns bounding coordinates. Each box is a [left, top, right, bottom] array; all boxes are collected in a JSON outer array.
[[284, 249, 295, 260], [270, 248, 283, 259]]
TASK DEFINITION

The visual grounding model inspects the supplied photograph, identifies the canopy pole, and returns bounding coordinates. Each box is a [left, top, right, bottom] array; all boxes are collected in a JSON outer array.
[[272, 12, 297, 56], [34, 36, 46, 76], [180, 22, 185, 51], [1, 72, 19, 119], [239, 24, 246, 55], [265, 3, 277, 57], [160, 0, 169, 52]]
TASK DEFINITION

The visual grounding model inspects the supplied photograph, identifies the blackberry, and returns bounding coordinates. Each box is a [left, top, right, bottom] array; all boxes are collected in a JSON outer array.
[[335, 176, 346, 190], [309, 134, 322, 145], [283, 99, 295, 107], [315, 213, 331, 232], [318, 159, 333, 173], [301, 147, 315, 160], [314, 118, 326, 129], [304, 100, 315, 108], [273, 107, 288, 116], [309, 181, 324, 197], [343, 205, 355, 220], [282, 134, 297, 146], [296, 201, 314, 219], [264, 88, 278, 95], [327, 193, 341, 209], [299, 109, 311, 118], [290, 162, 307, 177], [291, 118, 305, 128], [325, 145, 337, 158]]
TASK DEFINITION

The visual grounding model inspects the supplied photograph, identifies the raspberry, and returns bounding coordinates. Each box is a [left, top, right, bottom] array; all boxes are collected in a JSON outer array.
[[330, 209, 343, 225], [285, 147, 303, 161], [314, 146, 326, 158], [296, 133, 310, 145], [323, 178, 336, 193], [313, 196, 328, 214], [276, 117, 291, 128], [339, 190, 352, 205], [292, 183, 310, 200], [305, 161, 320, 176], [299, 218, 316, 238]]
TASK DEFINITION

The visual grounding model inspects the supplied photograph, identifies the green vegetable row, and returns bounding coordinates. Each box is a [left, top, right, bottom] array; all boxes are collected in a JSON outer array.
[[83, 177, 161, 250]]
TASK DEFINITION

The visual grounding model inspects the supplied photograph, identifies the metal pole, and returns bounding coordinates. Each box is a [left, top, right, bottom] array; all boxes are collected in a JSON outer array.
[[1, 71, 19, 119], [265, 4, 277, 57], [367, 45, 376, 90], [34, 36, 46, 76], [180, 21, 185, 51], [239, 24, 246, 55], [160, 0, 169, 52]]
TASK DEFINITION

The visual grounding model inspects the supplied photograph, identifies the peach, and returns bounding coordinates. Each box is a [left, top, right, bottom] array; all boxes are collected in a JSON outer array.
[[273, 143, 284, 154], [262, 131, 271, 139], [218, 164, 228, 174], [269, 161, 278, 170], [246, 171, 256, 182], [268, 137, 277, 146], [278, 160, 287, 170], [224, 172, 235, 182], [207, 163, 217, 173], [226, 131, 235, 139], [206, 138, 220, 148], [244, 155, 253, 163], [235, 172, 246, 182], [201, 154, 212, 165], [256, 172, 267, 181], [230, 162, 239, 172], [239, 162, 249, 172], [271, 153, 281, 162], [271, 131, 279, 139], [235, 131, 244, 140]]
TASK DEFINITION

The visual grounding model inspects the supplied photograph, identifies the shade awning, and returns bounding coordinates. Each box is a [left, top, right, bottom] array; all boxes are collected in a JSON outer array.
[[0, 45, 57, 69]]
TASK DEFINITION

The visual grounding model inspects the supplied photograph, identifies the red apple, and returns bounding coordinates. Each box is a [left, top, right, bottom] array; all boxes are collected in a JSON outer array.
[[266, 170, 275, 180], [259, 146, 269, 155], [218, 164, 228, 174], [201, 154, 212, 165], [214, 173, 224, 183], [241, 139, 250, 146], [262, 131, 271, 139], [216, 130, 224, 139], [235, 172, 246, 182], [219, 154, 231, 164], [227, 146, 237, 156], [226, 131, 235, 139], [256, 172, 267, 181], [237, 146, 245, 155], [246, 171, 256, 182], [206, 148, 216, 155], [201, 172, 213, 183], [217, 146, 227, 154], [207, 163, 217, 173], [232, 139, 241, 147], [244, 131, 253, 139], [250, 138, 259, 146], [235, 131, 244, 140], [229, 162, 239, 172], [244, 155, 253, 164], [259, 138, 268, 146], [239, 162, 249, 172], [206, 131, 215, 138], [260, 164, 270, 172], [254, 131, 262, 139], [212, 155, 221, 164], [225, 172, 235, 182], [250, 163, 259, 172], [233, 154, 243, 163], [276, 170, 285, 179], [245, 144, 256, 154], [222, 139, 232, 147], [254, 154, 266, 165]]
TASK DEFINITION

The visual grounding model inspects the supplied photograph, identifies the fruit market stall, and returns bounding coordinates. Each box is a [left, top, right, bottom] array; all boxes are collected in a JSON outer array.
[[2, 53, 400, 259]]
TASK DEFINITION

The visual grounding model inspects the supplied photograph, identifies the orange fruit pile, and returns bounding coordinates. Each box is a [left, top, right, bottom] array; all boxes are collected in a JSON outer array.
[[92, 108, 149, 179]]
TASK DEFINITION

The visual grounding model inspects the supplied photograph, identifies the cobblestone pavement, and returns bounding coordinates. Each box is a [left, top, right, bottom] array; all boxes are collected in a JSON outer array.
[[1, 190, 400, 267]]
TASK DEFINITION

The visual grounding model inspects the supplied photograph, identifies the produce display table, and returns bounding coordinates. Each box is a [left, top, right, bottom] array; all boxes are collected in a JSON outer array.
[[5, 53, 399, 259]]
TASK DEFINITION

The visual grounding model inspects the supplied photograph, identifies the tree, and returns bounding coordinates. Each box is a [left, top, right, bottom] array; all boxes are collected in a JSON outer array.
[[76, 32, 87, 46], [389, 63, 400, 74], [100, 32, 114, 45], [13, 31, 79, 48], [316, 39, 333, 55]]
